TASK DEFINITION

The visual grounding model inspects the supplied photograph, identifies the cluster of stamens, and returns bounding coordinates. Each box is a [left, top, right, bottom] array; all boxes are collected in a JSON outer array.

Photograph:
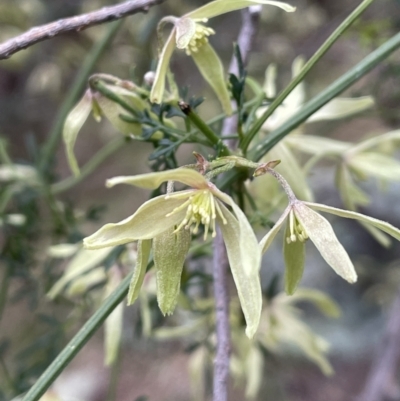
[[185, 23, 215, 55], [166, 190, 227, 239], [286, 210, 309, 244]]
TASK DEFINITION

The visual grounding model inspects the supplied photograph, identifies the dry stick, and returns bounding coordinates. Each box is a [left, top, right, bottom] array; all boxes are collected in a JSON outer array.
[[357, 287, 400, 401], [212, 7, 262, 401], [0, 0, 167, 60]]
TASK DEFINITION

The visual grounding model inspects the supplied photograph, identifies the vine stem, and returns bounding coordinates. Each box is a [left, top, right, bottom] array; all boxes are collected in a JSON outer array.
[[0, 0, 167, 60], [22, 273, 132, 401]]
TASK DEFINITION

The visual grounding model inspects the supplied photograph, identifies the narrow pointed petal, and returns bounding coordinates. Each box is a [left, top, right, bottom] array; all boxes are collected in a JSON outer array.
[[83, 195, 190, 249], [294, 202, 357, 283], [288, 288, 341, 318], [95, 93, 142, 137], [107, 168, 208, 190], [191, 42, 232, 115], [283, 220, 305, 295], [218, 203, 262, 338], [285, 135, 350, 156], [127, 239, 152, 305], [348, 152, 400, 181], [304, 202, 400, 242], [307, 96, 374, 122], [154, 227, 191, 315], [63, 89, 93, 176], [186, 0, 295, 20], [259, 206, 290, 254], [264, 63, 277, 98], [175, 18, 196, 49], [214, 190, 261, 273], [150, 29, 177, 104], [47, 247, 113, 299]]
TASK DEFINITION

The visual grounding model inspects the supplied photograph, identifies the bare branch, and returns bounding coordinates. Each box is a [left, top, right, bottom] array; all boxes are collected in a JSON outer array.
[[212, 228, 231, 401], [357, 287, 400, 401], [0, 0, 168, 60]]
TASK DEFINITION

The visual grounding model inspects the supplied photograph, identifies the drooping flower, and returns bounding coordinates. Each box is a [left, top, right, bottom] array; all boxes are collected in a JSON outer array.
[[150, 0, 296, 114], [83, 168, 263, 338], [255, 166, 400, 295]]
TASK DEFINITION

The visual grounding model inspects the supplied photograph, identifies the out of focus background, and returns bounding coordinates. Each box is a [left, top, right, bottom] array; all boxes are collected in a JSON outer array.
[[1, 0, 400, 400]]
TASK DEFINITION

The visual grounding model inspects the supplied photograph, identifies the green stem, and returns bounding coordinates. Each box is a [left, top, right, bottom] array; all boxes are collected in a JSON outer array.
[[178, 102, 230, 156], [22, 272, 131, 401], [39, 20, 123, 174], [51, 137, 125, 194], [90, 79, 139, 116], [0, 264, 10, 325], [251, 30, 400, 161], [217, 31, 400, 190], [240, 0, 375, 153]]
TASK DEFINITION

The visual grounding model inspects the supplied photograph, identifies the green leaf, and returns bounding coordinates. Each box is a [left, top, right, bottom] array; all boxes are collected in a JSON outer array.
[[191, 42, 232, 115], [83, 195, 190, 249], [154, 227, 191, 315], [294, 202, 357, 283], [186, 0, 295, 20], [127, 239, 152, 305], [218, 203, 262, 338], [62, 90, 93, 176], [283, 220, 305, 295], [106, 168, 208, 190]]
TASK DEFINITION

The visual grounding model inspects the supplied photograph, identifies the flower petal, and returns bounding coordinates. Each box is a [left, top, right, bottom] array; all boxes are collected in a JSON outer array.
[[150, 29, 177, 104], [127, 239, 152, 305], [63, 89, 93, 176], [186, 0, 295, 20], [83, 195, 190, 249], [285, 135, 350, 156], [154, 227, 191, 315], [304, 202, 400, 242], [107, 168, 208, 190], [259, 206, 290, 254], [175, 17, 196, 49], [191, 42, 232, 115], [294, 202, 357, 283], [307, 96, 374, 122], [218, 202, 262, 338], [283, 219, 305, 295]]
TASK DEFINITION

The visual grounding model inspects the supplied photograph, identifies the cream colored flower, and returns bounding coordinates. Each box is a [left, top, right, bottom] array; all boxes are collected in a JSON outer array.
[[150, 0, 295, 114], [84, 168, 263, 337]]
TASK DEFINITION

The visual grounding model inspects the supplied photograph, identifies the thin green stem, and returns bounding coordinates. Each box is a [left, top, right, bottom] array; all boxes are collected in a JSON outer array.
[[39, 20, 123, 174], [51, 137, 125, 194], [251, 31, 400, 161], [22, 272, 131, 401], [178, 102, 230, 156], [0, 264, 10, 325], [240, 0, 375, 153]]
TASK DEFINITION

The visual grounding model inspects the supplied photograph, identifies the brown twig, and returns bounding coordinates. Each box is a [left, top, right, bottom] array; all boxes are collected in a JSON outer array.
[[211, 7, 262, 401], [356, 287, 400, 401], [0, 0, 167, 60]]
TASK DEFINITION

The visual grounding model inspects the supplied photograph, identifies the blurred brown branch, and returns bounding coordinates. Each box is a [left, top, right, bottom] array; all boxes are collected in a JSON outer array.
[[0, 0, 167, 60]]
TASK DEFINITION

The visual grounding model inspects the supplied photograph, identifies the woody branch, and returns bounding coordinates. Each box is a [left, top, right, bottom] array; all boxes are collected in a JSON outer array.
[[0, 0, 168, 60]]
